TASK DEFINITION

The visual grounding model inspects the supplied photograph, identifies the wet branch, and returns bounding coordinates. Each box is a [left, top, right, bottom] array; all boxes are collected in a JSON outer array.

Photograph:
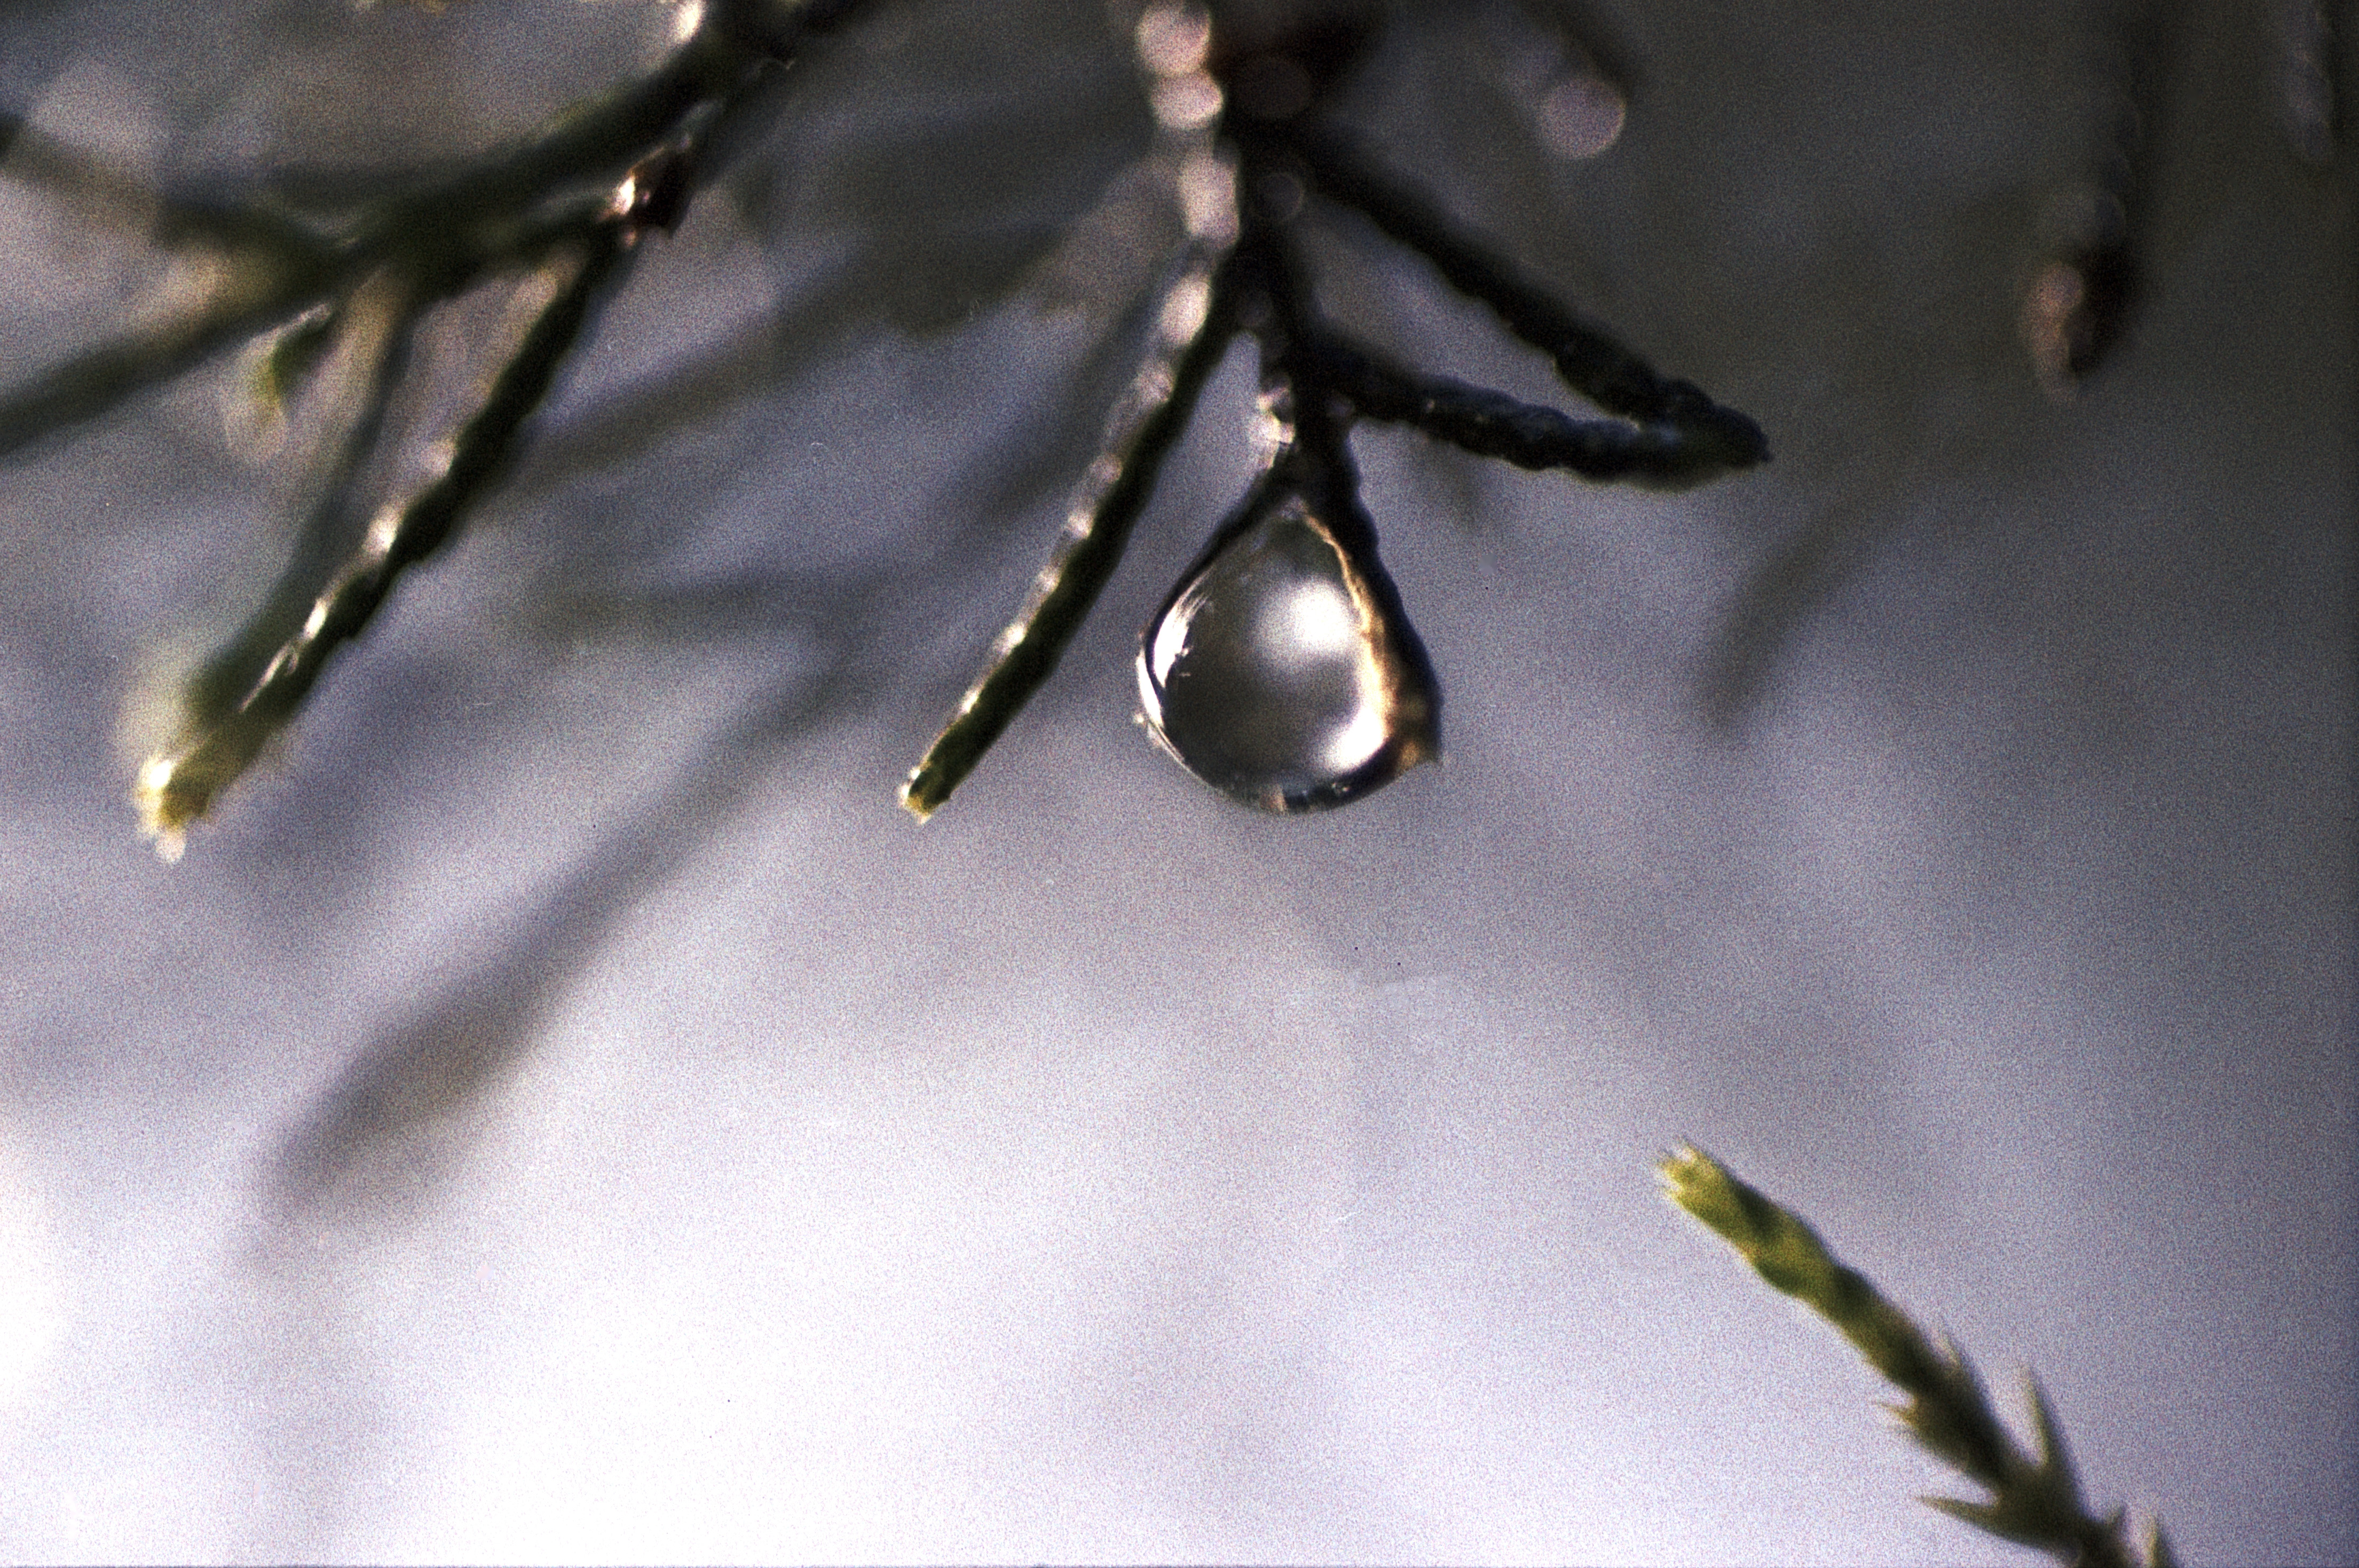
[[900, 243, 1241, 820], [898, 4, 1771, 818], [11, 0, 1772, 840], [3, 0, 878, 848]]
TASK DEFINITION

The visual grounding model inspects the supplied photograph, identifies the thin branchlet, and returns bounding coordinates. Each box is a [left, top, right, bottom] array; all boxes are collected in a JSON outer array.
[[0, 108, 333, 263], [1289, 121, 1768, 474], [2020, 0, 2177, 397], [138, 227, 631, 847], [0, 2, 887, 845], [0, 188, 619, 464], [1297, 332, 1739, 489], [900, 244, 1240, 820], [0, 252, 339, 462], [1, 0, 865, 463], [183, 274, 424, 729], [1659, 1145, 2166, 1568]]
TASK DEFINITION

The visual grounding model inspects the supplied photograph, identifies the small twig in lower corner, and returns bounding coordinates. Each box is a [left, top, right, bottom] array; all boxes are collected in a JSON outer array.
[[1658, 1144, 2175, 1568]]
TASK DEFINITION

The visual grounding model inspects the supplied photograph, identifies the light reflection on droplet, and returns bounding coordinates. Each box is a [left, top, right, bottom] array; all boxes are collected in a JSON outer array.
[[1257, 575, 1356, 674], [1321, 695, 1388, 777], [1137, 488, 1438, 812]]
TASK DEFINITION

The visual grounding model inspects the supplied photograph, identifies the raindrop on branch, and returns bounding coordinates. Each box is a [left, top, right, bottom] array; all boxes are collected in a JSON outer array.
[[1137, 479, 1439, 812]]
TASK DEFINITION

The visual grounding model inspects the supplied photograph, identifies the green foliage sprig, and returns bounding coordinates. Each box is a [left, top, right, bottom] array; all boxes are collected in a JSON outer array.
[[1658, 1145, 2175, 1568]]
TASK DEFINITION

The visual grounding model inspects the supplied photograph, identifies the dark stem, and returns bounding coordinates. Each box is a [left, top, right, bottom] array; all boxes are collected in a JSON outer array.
[[1287, 120, 1767, 473], [899, 244, 1242, 820]]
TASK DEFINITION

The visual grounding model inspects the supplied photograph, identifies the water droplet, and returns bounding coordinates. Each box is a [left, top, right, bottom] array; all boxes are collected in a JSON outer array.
[[1137, 482, 1438, 811]]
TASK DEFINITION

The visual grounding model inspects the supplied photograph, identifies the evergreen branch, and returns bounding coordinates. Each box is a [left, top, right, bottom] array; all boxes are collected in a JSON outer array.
[[320, 0, 869, 238], [900, 244, 1238, 819], [0, 181, 628, 465], [1289, 121, 1768, 477], [13, 0, 1774, 836], [0, 148, 595, 465], [181, 276, 424, 733], [1299, 332, 1746, 489], [343, 42, 727, 256], [1658, 1144, 2166, 1568], [137, 220, 634, 850], [0, 3, 867, 844], [0, 2, 855, 465]]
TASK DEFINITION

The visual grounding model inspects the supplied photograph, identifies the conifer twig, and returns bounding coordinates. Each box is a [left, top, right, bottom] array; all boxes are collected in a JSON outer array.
[[14, 0, 1774, 837], [0, 1, 882, 848], [898, 243, 1239, 820], [1296, 332, 1740, 486], [1658, 1144, 2175, 1568], [136, 219, 633, 851], [1289, 121, 1768, 478]]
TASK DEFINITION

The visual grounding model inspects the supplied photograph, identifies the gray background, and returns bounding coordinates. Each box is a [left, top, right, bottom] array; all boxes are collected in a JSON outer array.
[[1, 0, 2351, 1561]]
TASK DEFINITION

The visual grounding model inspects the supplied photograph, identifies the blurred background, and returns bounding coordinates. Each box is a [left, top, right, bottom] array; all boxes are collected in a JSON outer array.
[[0, 0, 2350, 1561]]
